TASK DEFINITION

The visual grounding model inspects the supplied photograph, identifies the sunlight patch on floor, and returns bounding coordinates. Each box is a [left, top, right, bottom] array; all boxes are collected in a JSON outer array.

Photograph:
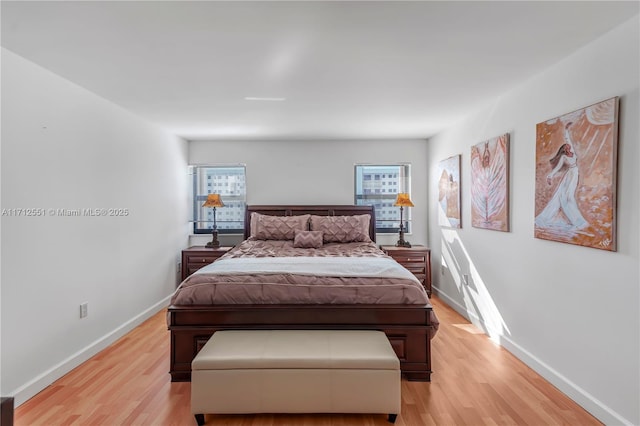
[[452, 323, 484, 334]]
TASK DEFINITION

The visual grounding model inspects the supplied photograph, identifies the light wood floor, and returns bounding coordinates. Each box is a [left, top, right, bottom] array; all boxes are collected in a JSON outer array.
[[15, 297, 602, 425]]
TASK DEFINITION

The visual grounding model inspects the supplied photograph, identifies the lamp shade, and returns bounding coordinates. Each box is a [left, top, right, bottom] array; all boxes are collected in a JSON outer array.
[[202, 193, 225, 208], [394, 193, 414, 207]]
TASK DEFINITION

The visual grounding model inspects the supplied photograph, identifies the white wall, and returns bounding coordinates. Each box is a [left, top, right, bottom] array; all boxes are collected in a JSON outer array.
[[0, 48, 189, 404], [189, 139, 428, 247], [427, 16, 639, 425]]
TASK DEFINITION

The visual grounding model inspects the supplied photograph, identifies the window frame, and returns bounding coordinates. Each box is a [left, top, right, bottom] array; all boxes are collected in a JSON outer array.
[[354, 163, 412, 234], [189, 164, 247, 235]]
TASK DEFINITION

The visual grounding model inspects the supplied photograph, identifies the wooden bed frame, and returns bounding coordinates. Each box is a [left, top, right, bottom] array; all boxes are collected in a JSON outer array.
[[168, 205, 435, 382]]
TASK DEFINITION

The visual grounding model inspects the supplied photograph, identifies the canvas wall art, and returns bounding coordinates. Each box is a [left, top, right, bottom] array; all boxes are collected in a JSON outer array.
[[437, 155, 461, 228], [471, 133, 510, 232], [534, 97, 619, 251]]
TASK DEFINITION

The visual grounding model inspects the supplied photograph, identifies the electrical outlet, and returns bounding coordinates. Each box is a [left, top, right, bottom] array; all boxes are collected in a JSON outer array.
[[80, 302, 88, 318], [462, 274, 469, 286], [177, 262, 182, 273], [441, 266, 445, 276]]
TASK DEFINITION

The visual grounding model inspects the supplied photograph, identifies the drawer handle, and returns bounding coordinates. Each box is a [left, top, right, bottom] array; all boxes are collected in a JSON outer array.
[[201, 258, 207, 262], [406, 258, 424, 262]]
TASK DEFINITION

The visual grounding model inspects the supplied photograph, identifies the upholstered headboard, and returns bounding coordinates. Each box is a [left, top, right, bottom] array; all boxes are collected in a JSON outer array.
[[244, 205, 376, 242]]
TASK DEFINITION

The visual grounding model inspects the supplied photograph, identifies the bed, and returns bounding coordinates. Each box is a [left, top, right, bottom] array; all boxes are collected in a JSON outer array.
[[168, 205, 438, 382]]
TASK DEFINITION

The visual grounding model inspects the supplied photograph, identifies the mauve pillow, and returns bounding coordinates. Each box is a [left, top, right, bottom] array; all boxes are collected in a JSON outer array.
[[309, 215, 372, 243], [293, 230, 324, 248], [249, 212, 261, 237], [254, 214, 310, 240]]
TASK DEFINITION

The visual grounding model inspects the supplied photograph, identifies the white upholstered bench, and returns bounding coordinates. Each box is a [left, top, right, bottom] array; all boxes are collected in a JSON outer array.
[[191, 329, 401, 425]]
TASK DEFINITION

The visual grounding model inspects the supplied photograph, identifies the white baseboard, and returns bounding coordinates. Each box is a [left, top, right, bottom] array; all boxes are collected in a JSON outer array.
[[10, 295, 172, 407], [433, 287, 633, 426]]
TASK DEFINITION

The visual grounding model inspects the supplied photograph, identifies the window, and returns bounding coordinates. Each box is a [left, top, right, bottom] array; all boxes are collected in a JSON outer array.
[[190, 165, 246, 234], [354, 164, 412, 233]]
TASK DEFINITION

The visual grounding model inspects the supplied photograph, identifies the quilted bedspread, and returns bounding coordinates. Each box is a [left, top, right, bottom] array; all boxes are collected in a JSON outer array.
[[171, 239, 431, 306]]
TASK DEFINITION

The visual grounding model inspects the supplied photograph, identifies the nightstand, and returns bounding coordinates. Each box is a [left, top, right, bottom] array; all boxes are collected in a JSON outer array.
[[181, 246, 233, 281], [380, 245, 432, 297]]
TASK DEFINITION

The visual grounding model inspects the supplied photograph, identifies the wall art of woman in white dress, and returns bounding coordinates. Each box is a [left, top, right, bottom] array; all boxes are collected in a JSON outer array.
[[535, 122, 588, 231], [534, 97, 619, 251]]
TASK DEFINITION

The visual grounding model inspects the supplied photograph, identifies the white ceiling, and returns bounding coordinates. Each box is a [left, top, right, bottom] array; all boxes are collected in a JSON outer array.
[[2, 1, 637, 141]]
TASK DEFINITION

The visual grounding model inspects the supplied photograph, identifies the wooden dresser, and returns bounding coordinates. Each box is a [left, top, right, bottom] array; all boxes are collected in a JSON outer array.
[[380, 245, 432, 297], [181, 246, 233, 281]]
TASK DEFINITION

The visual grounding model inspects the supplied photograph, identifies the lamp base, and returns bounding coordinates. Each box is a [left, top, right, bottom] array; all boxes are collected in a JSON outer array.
[[206, 230, 220, 249], [396, 228, 411, 248], [395, 239, 412, 248]]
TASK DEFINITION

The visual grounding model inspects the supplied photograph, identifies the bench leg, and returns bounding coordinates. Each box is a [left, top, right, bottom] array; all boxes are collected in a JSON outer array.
[[388, 414, 397, 423], [194, 414, 205, 425]]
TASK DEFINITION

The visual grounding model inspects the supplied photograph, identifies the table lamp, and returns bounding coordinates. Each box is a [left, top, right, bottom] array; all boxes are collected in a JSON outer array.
[[202, 194, 224, 248], [394, 193, 414, 248]]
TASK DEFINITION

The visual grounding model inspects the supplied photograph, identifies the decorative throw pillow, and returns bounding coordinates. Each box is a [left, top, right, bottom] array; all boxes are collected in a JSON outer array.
[[254, 214, 310, 240], [293, 230, 324, 248], [309, 214, 372, 243], [249, 212, 261, 238]]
